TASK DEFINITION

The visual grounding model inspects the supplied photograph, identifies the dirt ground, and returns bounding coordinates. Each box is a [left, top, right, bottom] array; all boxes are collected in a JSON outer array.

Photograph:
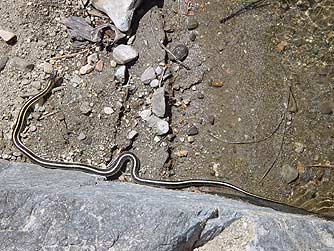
[[1, 0, 334, 219]]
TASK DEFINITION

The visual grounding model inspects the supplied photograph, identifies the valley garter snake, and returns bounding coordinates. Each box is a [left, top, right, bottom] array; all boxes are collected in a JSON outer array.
[[12, 72, 306, 213]]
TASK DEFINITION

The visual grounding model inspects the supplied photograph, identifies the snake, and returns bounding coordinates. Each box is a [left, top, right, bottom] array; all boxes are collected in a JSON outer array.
[[12, 72, 305, 211]]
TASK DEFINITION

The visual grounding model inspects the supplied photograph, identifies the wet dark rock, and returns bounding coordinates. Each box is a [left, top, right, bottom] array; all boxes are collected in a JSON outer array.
[[281, 164, 299, 184], [319, 101, 333, 114], [0, 56, 9, 72], [171, 44, 189, 62], [186, 17, 199, 30], [187, 125, 199, 136]]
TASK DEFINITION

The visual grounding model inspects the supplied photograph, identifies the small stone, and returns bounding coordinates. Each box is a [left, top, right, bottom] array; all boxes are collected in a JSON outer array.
[[139, 109, 152, 121], [103, 107, 114, 115], [189, 32, 196, 42], [78, 132, 86, 141], [71, 75, 82, 87], [127, 130, 138, 140], [276, 41, 288, 52], [197, 93, 204, 99], [319, 102, 333, 114], [187, 136, 195, 143], [150, 79, 159, 88], [87, 53, 99, 65], [95, 60, 104, 72], [175, 150, 188, 158], [294, 142, 305, 154], [187, 125, 198, 136], [30, 125, 37, 132], [171, 44, 189, 62], [210, 81, 224, 88], [80, 101, 92, 115], [12, 152, 22, 157], [42, 62, 53, 74], [115, 65, 127, 84], [186, 17, 199, 30], [110, 60, 117, 68], [0, 29, 17, 44], [156, 119, 169, 135], [0, 56, 9, 72], [31, 81, 41, 90], [152, 87, 166, 117], [141, 67, 156, 84], [153, 136, 161, 143], [155, 66, 163, 76], [208, 115, 215, 125], [112, 45, 138, 64], [281, 164, 298, 183], [79, 64, 95, 75]]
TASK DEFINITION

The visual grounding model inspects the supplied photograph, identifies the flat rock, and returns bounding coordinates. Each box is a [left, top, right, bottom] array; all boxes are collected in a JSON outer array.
[[112, 44, 138, 64], [140, 66, 156, 84], [92, 0, 142, 32], [281, 164, 299, 183], [151, 87, 166, 117], [115, 65, 127, 83], [0, 29, 16, 43], [0, 56, 9, 72], [0, 160, 333, 251]]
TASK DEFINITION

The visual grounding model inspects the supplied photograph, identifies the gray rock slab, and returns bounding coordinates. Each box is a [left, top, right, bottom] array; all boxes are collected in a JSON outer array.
[[112, 44, 138, 64], [0, 160, 333, 251], [152, 87, 166, 117]]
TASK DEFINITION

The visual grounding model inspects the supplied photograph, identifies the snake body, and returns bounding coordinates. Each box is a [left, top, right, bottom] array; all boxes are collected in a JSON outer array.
[[12, 73, 302, 211]]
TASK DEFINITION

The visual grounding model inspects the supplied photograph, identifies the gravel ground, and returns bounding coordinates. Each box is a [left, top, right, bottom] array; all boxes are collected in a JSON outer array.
[[0, 0, 334, 218]]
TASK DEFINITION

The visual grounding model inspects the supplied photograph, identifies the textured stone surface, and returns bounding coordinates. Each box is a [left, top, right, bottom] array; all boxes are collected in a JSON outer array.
[[92, 0, 142, 32], [0, 160, 333, 251]]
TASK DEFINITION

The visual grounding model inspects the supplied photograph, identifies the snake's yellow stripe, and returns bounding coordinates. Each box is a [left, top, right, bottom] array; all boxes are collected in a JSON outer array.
[[12, 73, 305, 213]]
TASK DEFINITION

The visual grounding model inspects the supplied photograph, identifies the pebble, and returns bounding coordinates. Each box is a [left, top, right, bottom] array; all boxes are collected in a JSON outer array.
[[110, 60, 117, 68], [187, 136, 195, 143], [0, 56, 9, 72], [197, 93, 204, 99], [150, 79, 159, 88], [95, 60, 104, 72], [210, 81, 224, 88], [294, 142, 305, 154], [87, 53, 99, 65], [189, 32, 196, 42], [80, 101, 92, 114], [153, 136, 161, 143], [139, 109, 152, 121], [186, 17, 199, 30], [115, 65, 127, 84], [103, 106, 114, 115], [78, 132, 86, 141], [71, 75, 82, 86], [112, 45, 138, 64], [187, 125, 199, 136], [281, 164, 298, 183], [155, 119, 170, 135], [319, 101, 333, 114], [152, 87, 166, 117], [79, 64, 95, 75], [42, 62, 53, 74], [31, 81, 41, 90], [141, 67, 156, 84], [208, 115, 215, 125], [30, 125, 37, 132], [127, 130, 138, 140], [0, 29, 17, 43], [171, 44, 189, 61], [175, 150, 188, 158], [155, 66, 163, 76]]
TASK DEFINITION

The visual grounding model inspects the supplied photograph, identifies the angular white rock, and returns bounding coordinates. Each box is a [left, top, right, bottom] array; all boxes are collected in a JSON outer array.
[[92, 0, 142, 32]]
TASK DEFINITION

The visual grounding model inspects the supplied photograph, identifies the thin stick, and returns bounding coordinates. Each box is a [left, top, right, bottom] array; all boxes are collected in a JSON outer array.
[[209, 113, 285, 145], [50, 48, 90, 60], [220, 0, 269, 24], [148, 9, 190, 70]]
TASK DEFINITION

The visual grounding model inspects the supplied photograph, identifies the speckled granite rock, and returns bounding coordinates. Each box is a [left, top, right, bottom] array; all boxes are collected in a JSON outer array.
[[0, 160, 333, 251]]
